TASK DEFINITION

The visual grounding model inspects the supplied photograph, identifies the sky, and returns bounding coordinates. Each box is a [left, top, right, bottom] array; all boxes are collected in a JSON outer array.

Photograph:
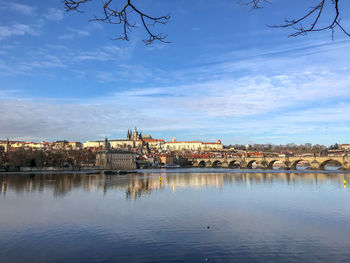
[[0, 0, 350, 145]]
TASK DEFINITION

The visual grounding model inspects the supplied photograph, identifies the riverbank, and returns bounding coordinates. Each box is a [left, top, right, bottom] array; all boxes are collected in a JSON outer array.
[[2, 167, 350, 176], [0, 167, 140, 175], [0, 170, 102, 175]]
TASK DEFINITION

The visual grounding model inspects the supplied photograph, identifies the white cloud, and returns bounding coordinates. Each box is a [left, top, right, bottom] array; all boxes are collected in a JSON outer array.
[[73, 46, 126, 62], [69, 28, 89, 36], [19, 54, 67, 71], [43, 7, 64, 21], [0, 2, 36, 15], [57, 33, 74, 40], [58, 27, 90, 40], [0, 24, 38, 40], [1, 34, 350, 144], [0, 99, 200, 142], [95, 71, 118, 83], [0, 44, 128, 76]]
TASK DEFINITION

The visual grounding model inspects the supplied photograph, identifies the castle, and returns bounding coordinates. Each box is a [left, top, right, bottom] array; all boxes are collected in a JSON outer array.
[[84, 127, 149, 150], [83, 127, 223, 152]]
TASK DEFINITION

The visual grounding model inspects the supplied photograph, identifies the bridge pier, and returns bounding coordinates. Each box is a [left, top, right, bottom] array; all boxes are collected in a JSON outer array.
[[240, 161, 248, 169], [342, 156, 350, 170], [205, 161, 212, 168], [310, 160, 321, 170], [222, 161, 229, 168], [259, 161, 268, 169], [284, 161, 291, 170], [342, 162, 350, 170]]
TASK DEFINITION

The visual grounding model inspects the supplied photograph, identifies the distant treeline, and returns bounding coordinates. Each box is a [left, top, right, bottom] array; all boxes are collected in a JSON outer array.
[[0, 148, 96, 170]]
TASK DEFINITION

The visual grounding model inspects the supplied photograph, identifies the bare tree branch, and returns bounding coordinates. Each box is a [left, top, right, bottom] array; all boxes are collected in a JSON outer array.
[[64, 0, 349, 44], [237, 0, 269, 10], [242, 0, 349, 38], [64, 0, 170, 44]]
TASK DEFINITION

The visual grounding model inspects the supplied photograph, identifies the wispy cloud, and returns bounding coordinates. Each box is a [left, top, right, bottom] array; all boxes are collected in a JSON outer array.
[[58, 27, 90, 40], [0, 24, 39, 40], [43, 7, 64, 21], [57, 33, 74, 40], [1, 18, 350, 144], [0, 99, 200, 142], [0, 2, 36, 16], [0, 43, 129, 76]]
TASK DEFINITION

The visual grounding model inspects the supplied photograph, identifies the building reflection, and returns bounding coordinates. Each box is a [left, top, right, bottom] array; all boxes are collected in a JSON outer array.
[[1, 177, 7, 194], [0, 171, 349, 200]]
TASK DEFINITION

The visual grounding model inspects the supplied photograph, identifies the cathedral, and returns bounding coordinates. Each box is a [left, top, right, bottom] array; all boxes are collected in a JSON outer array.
[[126, 127, 152, 141], [127, 127, 141, 141], [84, 127, 151, 152]]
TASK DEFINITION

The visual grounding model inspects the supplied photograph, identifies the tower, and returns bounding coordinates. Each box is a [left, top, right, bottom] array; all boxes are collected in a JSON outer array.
[[126, 129, 131, 140], [132, 127, 138, 141], [104, 137, 110, 151], [4, 138, 10, 153]]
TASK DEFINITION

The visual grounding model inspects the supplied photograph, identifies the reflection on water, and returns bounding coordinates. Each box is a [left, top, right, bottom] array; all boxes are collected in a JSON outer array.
[[1, 169, 349, 200], [1, 169, 350, 262]]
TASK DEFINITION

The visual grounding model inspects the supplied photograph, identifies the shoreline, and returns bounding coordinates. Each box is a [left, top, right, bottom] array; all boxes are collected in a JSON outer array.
[[2, 167, 350, 175], [0, 170, 103, 175]]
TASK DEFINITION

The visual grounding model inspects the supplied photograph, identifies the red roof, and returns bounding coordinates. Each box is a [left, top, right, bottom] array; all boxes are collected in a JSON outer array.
[[143, 139, 164, 143], [249, 152, 264, 156], [191, 153, 211, 158], [166, 141, 202, 144]]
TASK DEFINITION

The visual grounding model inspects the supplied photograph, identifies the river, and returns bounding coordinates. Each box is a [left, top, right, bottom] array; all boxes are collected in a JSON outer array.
[[1, 168, 350, 262]]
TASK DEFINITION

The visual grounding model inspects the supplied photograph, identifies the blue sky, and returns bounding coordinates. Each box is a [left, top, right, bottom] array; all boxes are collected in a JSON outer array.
[[0, 0, 350, 145]]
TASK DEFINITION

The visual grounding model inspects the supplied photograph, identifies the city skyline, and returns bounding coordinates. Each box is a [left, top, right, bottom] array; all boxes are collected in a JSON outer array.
[[1, 1, 350, 145]]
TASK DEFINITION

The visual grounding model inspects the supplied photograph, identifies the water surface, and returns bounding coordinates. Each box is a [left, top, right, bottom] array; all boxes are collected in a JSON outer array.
[[1, 169, 350, 262]]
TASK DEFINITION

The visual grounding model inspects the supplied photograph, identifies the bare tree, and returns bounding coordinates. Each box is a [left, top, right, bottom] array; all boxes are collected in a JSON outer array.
[[64, 0, 349, 43], [240, 0, 349, 38], [64, 0, 170, 44]]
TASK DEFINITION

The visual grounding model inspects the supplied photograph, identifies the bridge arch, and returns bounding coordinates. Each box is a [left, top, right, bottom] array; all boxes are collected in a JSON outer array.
[[198, 160, 206, 167], [212, 160, 222, 168], [247, 160, 258, 169], [320, 159, 343, 170], [267, 160, 279, 169], [228, 160, 240, 169], [291, 160, 311, 170]]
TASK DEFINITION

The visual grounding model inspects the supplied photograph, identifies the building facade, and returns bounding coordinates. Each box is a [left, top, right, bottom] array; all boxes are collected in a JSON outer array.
[[340, 144, 350, 150], [84, 128, 146, 150], [96, 150, 137, 170], [159, 153, 174, 164], [164, 139, 223, 151]]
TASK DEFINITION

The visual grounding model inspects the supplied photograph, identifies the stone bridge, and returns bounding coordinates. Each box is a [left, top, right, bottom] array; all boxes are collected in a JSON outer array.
[[191, 156, 350, 170]]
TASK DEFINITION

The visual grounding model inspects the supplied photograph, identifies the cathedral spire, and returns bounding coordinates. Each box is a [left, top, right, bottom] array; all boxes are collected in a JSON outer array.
[[127, 129, 130, 140]]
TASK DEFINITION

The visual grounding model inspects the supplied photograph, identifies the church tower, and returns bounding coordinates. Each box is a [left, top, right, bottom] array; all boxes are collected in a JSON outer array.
[[126, 129, 131, 140], [132, 127, 139, 141], [104, 137, 110, 151], [4, 138, 10, 153]]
